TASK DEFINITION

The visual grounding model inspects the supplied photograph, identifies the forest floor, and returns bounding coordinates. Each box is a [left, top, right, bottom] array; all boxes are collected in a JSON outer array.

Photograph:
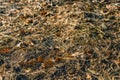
[[0, 0, 120, 80]]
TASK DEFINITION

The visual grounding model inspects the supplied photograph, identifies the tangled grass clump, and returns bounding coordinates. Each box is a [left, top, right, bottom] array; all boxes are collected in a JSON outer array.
[[0, 0, 120, 80]]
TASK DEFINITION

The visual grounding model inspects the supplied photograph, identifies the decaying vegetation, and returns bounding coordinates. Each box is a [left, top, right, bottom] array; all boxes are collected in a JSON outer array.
[[0, 0, 120, 80]]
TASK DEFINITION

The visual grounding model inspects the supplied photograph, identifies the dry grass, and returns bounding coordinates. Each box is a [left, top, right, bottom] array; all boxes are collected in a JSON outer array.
[[0, 0, 120, 80]]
